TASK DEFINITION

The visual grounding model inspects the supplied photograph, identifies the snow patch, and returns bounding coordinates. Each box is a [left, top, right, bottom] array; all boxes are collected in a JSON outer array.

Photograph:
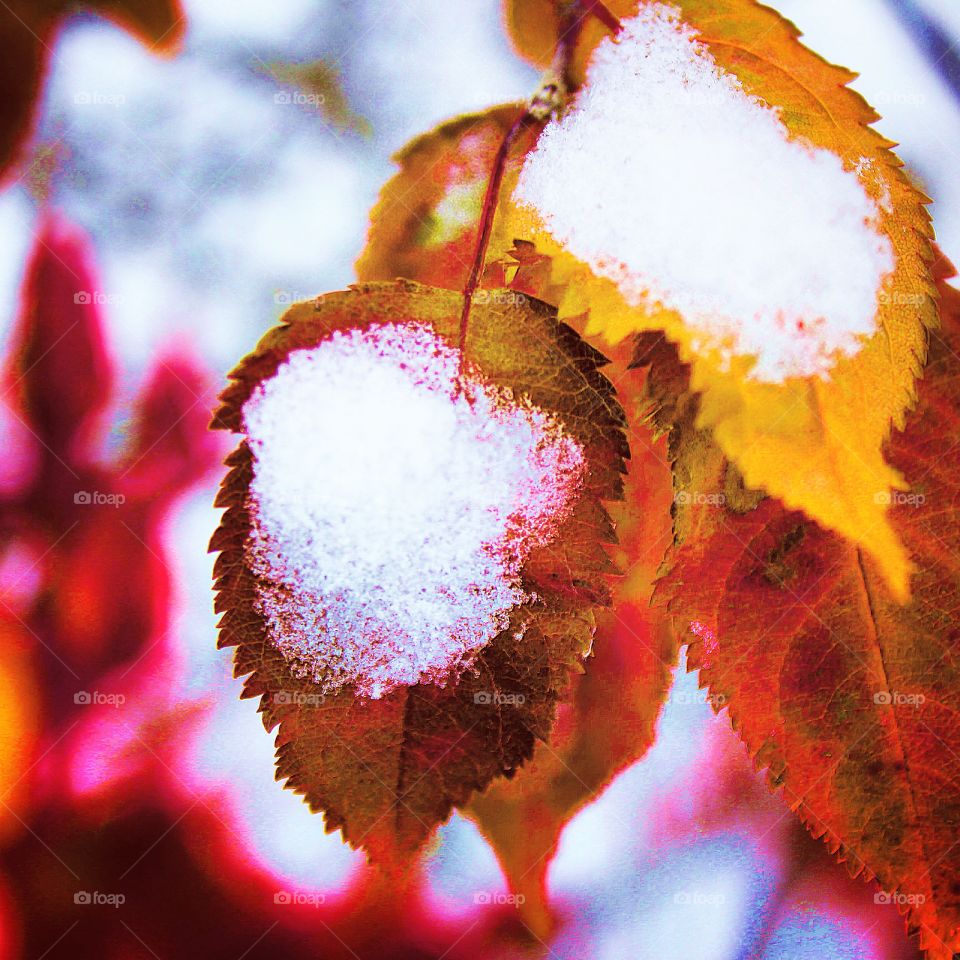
[[242, 322, 585, 699], [514, 3, 895, 382]]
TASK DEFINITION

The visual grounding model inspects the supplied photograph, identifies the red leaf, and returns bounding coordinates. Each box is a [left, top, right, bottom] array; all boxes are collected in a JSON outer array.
[[117, 349, 223, 502], [7, 213, 115, 469], [655, 251, 960, 960]]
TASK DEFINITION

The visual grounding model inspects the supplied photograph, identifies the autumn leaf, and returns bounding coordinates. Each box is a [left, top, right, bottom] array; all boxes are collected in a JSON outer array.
[[0, 618, 40, 840], [210, 281, 628, 862], [651, 252, 960, 960], [355, 104, 536, 291], [498, 0, 936, 600], [0, 0, 185, 181], [8, 213, 115, 469], [466, 405, 675, 938]]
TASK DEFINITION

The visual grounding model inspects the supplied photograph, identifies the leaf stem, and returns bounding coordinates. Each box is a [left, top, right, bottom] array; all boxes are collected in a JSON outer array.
[[457, 0, 621, 364], [456, 109, 534, 365]]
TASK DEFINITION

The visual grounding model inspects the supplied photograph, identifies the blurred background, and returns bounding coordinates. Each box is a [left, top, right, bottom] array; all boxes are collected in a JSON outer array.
[[0, 1, 956, 957]]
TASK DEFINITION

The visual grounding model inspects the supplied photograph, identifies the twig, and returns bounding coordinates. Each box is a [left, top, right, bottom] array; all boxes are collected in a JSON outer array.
[[457, 0, 621, 362]]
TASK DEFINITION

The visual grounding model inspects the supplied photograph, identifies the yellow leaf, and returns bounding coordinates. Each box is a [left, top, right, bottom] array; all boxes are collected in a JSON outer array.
[[498, 0, 936, 600]]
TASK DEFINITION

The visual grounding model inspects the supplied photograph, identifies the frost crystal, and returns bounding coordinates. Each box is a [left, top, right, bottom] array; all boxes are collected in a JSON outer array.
[[242, 323, 586, 699], [514, 3, 895, 382]]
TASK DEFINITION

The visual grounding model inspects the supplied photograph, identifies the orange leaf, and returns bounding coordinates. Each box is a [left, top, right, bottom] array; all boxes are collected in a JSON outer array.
[[502, 0, 628, 89], [355, 105, 535, 291]]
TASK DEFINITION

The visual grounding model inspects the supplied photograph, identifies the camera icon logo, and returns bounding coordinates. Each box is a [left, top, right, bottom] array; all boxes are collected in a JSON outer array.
[[74, 891, 92, 905]]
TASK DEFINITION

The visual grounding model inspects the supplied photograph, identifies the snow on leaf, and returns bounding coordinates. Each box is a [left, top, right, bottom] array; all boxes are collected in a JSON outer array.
[[243, 321, 587, 699], [516, 5, 895, 382], [210, 281, 628, 862], [499, 0, 936, 600], [651, 252, 960, 960]]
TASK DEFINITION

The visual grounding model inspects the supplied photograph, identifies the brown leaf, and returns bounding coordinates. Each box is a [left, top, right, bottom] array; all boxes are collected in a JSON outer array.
[[210, 281, 628, 863], [267, 60, 372, 137]]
